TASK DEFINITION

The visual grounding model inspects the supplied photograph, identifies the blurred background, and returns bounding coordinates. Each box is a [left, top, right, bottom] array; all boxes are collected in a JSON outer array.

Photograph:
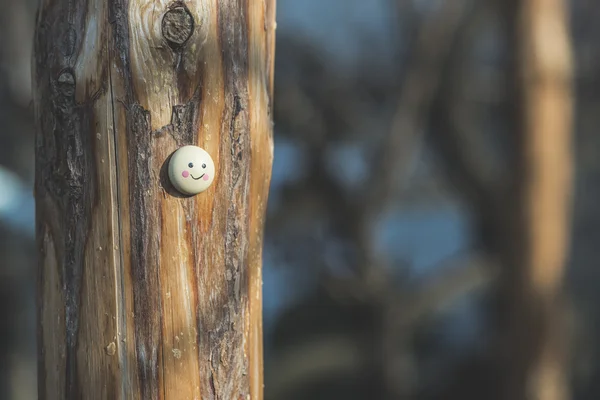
[[1, 0, 598, 399]]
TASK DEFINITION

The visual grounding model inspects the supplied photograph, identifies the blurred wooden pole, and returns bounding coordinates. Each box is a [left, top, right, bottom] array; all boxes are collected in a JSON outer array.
[[503, 0, 574, 399], [33, 1, 275, 399]]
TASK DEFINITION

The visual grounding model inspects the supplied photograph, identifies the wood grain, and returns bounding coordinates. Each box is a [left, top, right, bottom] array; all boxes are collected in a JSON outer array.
[[33, 1, 276, 399]]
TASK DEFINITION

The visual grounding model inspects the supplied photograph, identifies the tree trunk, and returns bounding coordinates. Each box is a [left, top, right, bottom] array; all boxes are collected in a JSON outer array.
[[33, 1, 276, 399], [501, 0, 573, 399]]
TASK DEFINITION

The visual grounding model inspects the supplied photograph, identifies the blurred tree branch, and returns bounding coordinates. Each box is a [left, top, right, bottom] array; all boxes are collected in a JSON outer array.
[[500, 0, 574, 399], [353, 0, 476, 297], [368, 0, 471, 215]]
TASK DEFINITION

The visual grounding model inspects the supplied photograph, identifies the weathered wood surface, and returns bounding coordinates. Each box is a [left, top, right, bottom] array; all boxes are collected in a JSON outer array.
[[33, 1, 276, 399]]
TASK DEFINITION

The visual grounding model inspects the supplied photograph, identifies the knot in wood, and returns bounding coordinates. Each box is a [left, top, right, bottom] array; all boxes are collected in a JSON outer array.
[[162, 6, 194, 48], [57, 70, 75, 97]]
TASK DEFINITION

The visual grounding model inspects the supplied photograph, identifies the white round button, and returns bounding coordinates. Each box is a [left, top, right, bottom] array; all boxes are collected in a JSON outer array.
[[168, 145, 215, 195]]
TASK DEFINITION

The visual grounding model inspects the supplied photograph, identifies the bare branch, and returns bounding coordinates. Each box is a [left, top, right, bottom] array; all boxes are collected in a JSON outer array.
[[366, 0, 473, 216]]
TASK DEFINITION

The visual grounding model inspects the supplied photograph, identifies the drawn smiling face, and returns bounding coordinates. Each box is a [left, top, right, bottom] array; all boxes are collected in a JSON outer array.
[[168, 145, 215, 195]]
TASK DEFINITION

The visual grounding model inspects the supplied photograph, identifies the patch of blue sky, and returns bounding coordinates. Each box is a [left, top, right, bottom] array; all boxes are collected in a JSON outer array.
[[374, 205, 471, 274], [0, 166, 34, 237], [277, 0, 398, 68]]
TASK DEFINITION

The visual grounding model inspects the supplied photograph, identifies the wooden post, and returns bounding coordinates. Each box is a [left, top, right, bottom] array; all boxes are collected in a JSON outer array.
[[502, 0, 573, 399], [33, 1, 276, 399]]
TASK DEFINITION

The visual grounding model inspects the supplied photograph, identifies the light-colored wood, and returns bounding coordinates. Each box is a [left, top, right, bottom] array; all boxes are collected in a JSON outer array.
[[502, 0, 574, 399], [519, 0, 573, 297], [33, 1, 276, 399]]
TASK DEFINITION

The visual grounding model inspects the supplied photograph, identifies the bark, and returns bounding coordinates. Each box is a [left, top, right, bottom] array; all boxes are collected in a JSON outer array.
[[33, 1, 276, 399]]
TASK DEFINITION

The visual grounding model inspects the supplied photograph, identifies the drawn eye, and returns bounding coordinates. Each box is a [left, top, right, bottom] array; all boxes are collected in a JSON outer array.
[[188, 162, 194, 168], [202, 163, 206, 168]]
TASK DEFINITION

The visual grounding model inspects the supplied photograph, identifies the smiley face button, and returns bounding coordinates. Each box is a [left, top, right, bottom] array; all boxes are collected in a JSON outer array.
[[168, 145, 215, 195]]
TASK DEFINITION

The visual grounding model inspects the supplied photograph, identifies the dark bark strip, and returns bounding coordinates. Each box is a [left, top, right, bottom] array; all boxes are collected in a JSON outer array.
[[158, 87, 202, 148], [125, 104, 163, 399], [34, 0, 104, 397], [200, 1, 252, 398], [109, 0, 135, 101], [109, 2, 162, 398]]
